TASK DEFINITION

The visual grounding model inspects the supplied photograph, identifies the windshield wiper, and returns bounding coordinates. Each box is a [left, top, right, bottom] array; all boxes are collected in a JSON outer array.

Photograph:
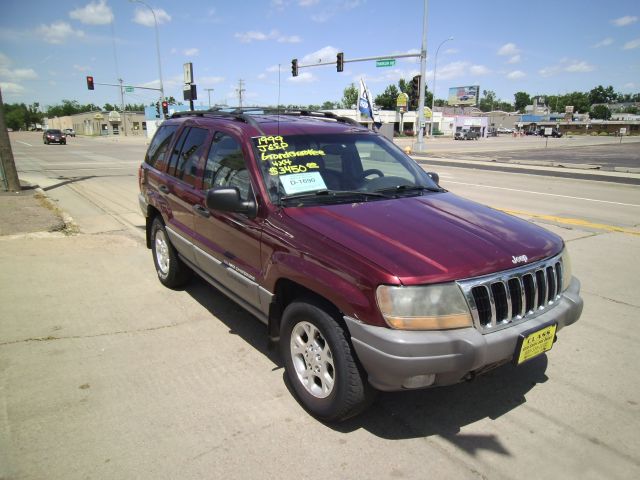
[[374, 184, 443, 196], [280, 189, 390, 204]]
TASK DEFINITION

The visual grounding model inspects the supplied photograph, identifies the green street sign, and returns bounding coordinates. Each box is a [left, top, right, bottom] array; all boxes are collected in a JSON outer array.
[[125, 86, 134, 93], [376, 59, 396, 68]]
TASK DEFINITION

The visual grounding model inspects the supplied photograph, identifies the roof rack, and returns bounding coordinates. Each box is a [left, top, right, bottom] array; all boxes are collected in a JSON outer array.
[[169, 108, 363, 131]]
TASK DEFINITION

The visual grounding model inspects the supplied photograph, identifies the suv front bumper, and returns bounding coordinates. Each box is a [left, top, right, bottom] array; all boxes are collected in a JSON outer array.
[[345, 277, 583, 391]]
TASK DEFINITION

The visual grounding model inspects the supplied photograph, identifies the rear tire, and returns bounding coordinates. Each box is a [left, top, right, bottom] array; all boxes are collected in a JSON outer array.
[[280, 299, 375, 422], [150, 217, 191, 288]]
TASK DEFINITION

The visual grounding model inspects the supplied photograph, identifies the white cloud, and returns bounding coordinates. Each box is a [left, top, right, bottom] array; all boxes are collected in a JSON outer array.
[[538, 65, 560, 77], [565, 61, 594, 72], [623, 82, 636, 89], [593, 37, 613, 48], [287, 71, 316, 83], [235, 30, 301, 43], [301, 46, 340, 64], [311, 11, 332, 22], [0, 81, 24, 94], [298, 0, 319, 5], [470, 65, 491, 75], [623, 38, 640, 50], [69, 0, 114, 25], [257, 73, 267, 80], [277, 35, 301, 43], [0, 66, 37, 81], [184, 48, 199, 56], [507, 70, 525, 80], [507, 54, 521, 64], [498, 43, 520, 56], [266, 65, 281, 73], [37, 22, 85, 44], [435, 61, 469, 80], [0, 52, 10, 67], [611, 15, 638, 26], [133, 8, 171, 27], [444, 48, 458, 55], [73, 64, 90, 72]]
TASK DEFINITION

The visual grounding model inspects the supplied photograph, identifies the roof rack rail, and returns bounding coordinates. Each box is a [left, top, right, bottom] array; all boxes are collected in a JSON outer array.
[[169, 109, 264, 132], [261, 109, 361, 127]]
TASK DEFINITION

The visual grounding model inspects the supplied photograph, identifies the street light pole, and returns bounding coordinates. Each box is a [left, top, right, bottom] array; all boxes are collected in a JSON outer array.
[[429, 36, 453, 137], [129, 0, 165, 104]]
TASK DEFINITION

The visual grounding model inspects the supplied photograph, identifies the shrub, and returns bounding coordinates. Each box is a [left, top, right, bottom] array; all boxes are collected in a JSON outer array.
[[599, 132, 609, 136]]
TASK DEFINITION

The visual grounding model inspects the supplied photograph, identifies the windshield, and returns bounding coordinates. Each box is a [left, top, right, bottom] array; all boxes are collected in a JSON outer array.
[[48, 129, 62, 134], [252, 133, 440, 206]]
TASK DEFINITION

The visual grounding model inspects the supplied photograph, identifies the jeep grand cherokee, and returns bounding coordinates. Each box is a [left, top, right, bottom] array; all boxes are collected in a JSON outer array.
[[138, 109, 583, 421]]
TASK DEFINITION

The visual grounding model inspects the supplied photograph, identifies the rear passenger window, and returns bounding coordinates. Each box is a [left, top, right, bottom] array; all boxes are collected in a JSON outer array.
[[166, 127, 208, 188], [145, 125, 177, 169], [203, 133, 251, 199]]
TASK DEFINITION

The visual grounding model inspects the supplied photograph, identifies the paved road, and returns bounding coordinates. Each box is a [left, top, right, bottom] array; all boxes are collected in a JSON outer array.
[[2, 131, 639, 479]]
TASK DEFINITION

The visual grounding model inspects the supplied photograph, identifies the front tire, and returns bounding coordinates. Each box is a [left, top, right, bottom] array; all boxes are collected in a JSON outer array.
[[150, 217, 191, 288], [280, 299, 375, 422]]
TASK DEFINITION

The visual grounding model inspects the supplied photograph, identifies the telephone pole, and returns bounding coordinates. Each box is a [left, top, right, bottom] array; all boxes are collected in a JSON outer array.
[[236, 80, 245, 108], [205, 88, 214, 108], [0, 88, 21, 192]]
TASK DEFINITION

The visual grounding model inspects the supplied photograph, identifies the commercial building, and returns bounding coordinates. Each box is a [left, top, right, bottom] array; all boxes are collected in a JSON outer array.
[[44, 111, 147, 136]]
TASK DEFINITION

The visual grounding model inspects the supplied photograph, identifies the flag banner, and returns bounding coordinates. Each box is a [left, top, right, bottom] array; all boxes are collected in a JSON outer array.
[[359, 78, 381, 128]]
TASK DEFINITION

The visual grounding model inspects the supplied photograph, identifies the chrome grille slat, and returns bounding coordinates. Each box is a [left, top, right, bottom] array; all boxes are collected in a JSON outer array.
[[458, 253, 565, 334]]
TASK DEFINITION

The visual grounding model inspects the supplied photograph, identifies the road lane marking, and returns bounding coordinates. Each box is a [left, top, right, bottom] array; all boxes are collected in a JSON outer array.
[[447, 181, 640, 208], [499, 209, 640, 236], [16, 141, 33, 146]]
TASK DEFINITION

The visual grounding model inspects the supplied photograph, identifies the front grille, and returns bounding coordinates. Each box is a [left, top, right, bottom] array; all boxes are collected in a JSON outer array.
[[458, 253, 565, 333]]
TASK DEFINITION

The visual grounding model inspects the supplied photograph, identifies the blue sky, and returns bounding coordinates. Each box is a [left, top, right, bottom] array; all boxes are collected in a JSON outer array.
[[1, 0, 639, 109]]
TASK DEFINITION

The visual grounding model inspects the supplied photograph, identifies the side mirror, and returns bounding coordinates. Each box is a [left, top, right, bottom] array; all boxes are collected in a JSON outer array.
[[427, 172, 439, 185], [205, 187, 257, 218]]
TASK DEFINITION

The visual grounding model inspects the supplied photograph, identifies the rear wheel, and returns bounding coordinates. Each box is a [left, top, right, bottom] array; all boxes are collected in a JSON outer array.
[[280, 299, 375, 422], [150, 217, 191, 288]]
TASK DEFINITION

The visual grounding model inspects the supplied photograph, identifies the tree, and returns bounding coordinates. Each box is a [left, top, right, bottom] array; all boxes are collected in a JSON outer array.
[[479, 90, 497, 112], [341, 83, 358, 109], [514, 91, 531, 113], [591, 104, 611, 120], [589, 85, 616, 105], [623, 105, 638, 114], [321, 101, 336, 110], [5, 108, 25, 130], [375, 84, 399, 110]]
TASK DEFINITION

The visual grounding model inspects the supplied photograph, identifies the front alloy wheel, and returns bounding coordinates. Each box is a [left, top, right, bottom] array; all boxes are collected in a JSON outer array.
[[290, 321, 335, 398], [150, 217, 190, 288], [281, 299, 375, 422]]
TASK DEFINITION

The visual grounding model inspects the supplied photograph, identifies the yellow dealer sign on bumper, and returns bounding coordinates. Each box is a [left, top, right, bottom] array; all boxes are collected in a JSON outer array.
[[515, 323, 557, 365]]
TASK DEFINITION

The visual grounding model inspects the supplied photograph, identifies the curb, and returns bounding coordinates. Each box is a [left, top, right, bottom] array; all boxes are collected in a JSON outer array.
[[33, 187, 80, 234]]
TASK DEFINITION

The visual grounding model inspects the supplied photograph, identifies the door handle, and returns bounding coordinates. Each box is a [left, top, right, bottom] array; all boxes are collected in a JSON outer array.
[[193, 204, 211, 218], [158, 184, 170, 194]]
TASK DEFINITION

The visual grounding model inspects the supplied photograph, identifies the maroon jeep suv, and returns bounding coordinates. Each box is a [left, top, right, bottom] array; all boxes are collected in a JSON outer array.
[[138, 110, 583, 421]]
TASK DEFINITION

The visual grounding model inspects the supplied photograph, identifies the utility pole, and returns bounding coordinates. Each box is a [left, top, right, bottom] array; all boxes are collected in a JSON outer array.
[[205, 88, 214, 108], [118, 78, 127, 136], [0, 88, 21, 192], [236, 79, 245, 108]]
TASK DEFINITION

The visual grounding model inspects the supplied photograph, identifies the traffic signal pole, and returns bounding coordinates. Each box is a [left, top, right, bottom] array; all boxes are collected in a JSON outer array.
[[416, 0, 428, 151]]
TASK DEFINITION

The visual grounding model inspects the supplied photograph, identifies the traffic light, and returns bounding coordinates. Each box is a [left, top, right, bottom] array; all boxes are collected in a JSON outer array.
[[291, 59, 298, 77], [155, 102, 160, 117], [410, 75, 421, 109], [337, 52, 344, 72], [86, 76, 94, 90], [161, 101, 169, 116]]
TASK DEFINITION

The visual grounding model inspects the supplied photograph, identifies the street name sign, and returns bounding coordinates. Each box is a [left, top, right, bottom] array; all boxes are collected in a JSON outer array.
[[376, 59, 396, 67]]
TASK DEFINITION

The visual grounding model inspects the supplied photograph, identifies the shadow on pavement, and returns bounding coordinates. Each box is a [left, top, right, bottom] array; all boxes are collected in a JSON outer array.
[[184, 274, 547, 453]]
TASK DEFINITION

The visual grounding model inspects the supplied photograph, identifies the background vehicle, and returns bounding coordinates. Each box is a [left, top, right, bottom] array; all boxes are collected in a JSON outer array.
[[64, 128, 76, 137], [541, 128, 563, 138], [454, 129, 480, 140], [42, 129, 66, 145], [138, 109, 582, 422]]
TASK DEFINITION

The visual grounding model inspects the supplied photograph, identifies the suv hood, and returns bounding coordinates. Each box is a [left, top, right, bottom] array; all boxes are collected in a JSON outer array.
[[284, 192, 563, 285]]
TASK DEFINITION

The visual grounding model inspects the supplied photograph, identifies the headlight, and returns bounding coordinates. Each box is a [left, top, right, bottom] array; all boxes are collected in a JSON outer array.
[[561, 248, 573, 291], [376, 283, 472, 330]]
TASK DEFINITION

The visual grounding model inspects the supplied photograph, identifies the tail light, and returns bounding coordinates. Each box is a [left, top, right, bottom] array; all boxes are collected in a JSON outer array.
[[138, 165, 146, 189]]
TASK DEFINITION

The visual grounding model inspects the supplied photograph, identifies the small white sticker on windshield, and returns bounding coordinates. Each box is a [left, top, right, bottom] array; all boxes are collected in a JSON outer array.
[[280, 172, 327, 195]]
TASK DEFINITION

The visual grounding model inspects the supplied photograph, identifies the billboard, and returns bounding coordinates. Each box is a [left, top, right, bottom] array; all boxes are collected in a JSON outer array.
[[447, 85, 479, 106]]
